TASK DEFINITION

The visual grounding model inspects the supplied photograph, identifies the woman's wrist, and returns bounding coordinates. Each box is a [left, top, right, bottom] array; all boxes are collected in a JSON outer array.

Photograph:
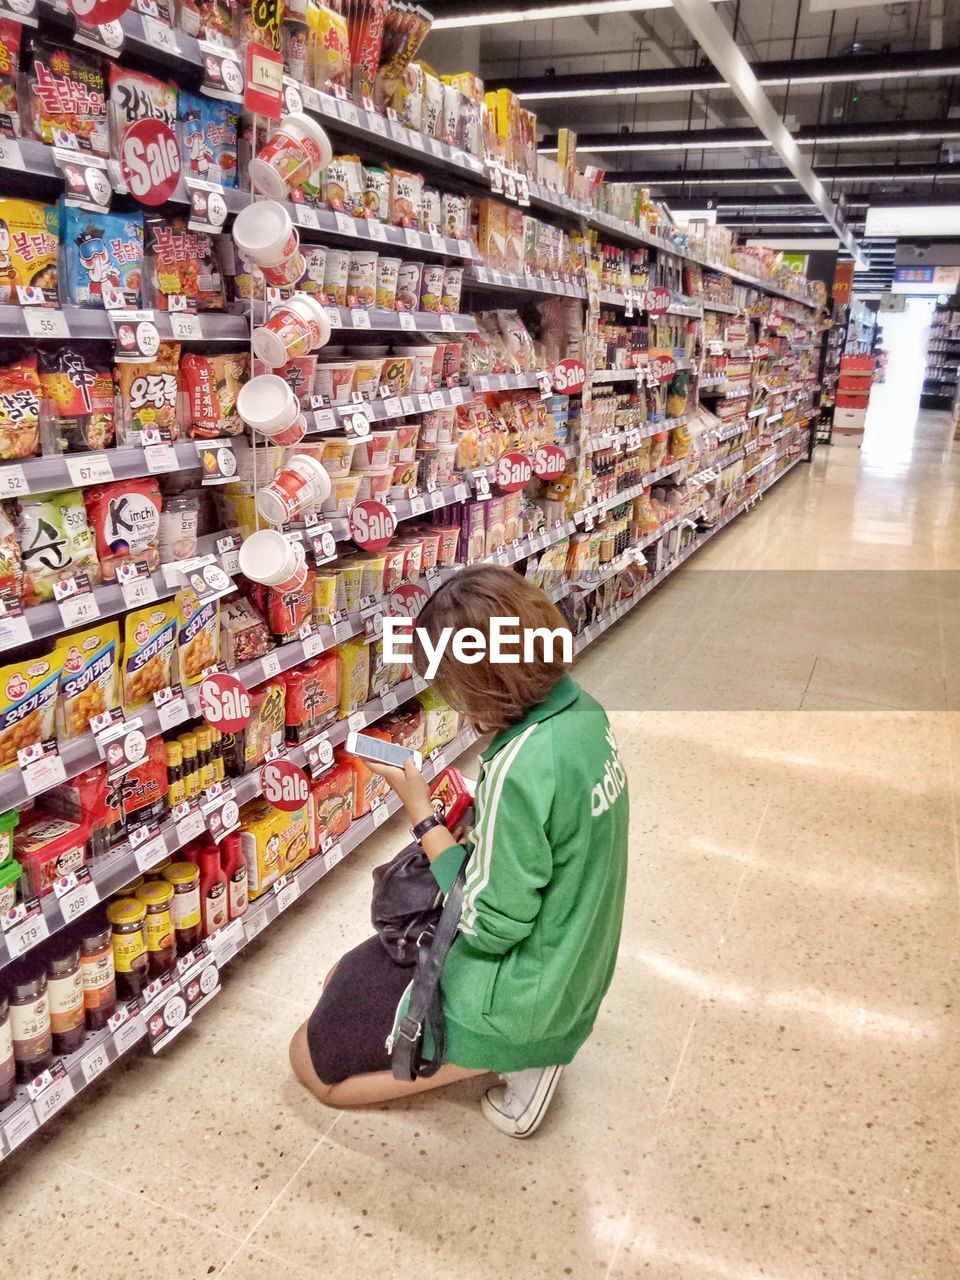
[[406, 801, 435, 829]]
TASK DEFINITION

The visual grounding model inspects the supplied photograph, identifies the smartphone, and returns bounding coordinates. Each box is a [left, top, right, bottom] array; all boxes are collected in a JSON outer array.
[[346, 732, 423, 771]]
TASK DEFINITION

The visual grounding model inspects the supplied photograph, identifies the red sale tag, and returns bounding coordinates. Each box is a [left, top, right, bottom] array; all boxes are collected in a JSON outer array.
[[244, 43, 283, 119]]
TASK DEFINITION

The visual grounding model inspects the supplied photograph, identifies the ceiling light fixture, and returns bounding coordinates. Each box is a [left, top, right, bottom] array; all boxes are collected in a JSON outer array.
[[433, 0, 682, 30]]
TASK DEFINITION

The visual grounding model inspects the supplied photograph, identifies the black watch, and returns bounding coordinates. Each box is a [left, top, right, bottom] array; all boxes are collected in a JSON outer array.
[[411, 814, 445, 842]]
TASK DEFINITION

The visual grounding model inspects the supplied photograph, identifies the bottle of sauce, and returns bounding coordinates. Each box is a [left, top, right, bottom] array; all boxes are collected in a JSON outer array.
[[8, 961, 53, 1082], [220, 833, 248, 921], [79, 920, 117, 1030], [135, 881, 177, 977], [197, 728, 216, 792], [46, 941, 86, 1057], [0, 994, 16, 1105], [166, 741, 186, 810], [211, 729, 226, 783], [198, 845, 228, 938], [162, 862, 202, 955], [180, 732, 199, 802], [107, 899, 149, 1002]]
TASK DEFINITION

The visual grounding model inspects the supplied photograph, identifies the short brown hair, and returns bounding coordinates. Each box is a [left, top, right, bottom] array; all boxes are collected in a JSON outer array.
[[412, 566, 572, 734]]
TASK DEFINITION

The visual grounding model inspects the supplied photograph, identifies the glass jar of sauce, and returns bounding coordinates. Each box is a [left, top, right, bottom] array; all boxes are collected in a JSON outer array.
[[107, 899, 149, 1002], [79, 920, 117, 1031], [8, 961, 53, 1082], [162, 862, 202, 955], [135, 881, 177, 977], [0, 994, 15, 1105], [46, 941, 86, 1057]]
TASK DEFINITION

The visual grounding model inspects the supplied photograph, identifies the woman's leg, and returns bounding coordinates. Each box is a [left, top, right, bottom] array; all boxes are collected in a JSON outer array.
[[289, 1022, 485, 1107]]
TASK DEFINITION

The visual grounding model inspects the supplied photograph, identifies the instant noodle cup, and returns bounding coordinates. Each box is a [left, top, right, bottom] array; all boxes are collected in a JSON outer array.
[[335, 559, 364, 612], [347, 251, 378, 309], [322, 247, 350, 306], [394, 539, 423, 581], [239, 529, 309, 592], [261, 249, 307, 289], [419, 410, 439, 446], [375, 257, 401, 310], [396, 260, 422, 311], [354, 468, 393, 502], [395, 423, 420, 459], [436, 442, 458, 485], [393, 346, 434, 393], [351, 357, 384, 400], [352, 429, 397, 471], [441, 267, 463, 313], [417, 448, 441, 491], [354, 552, 387, 600], [382, 544, 406, 591], [314, 361, 356, 405], [323, 474, 361, 515], [434, 407, 456, 443], [414, 528, 442, 572], [319, 438, 356, 477], [237, 375, 306, 446], [390, 458, 419, 495], [275, 354, 317, 407], [441, 343, 463, 385], [419, 264, 444, 313], [379, 355, 413, 396], [427, 343, 445, 385], [299, 246, 327, 296], [249, 113, 333, 199], [437, 525, 461, 568], [255, 452, 331, 525], [232, 200, 300, 268], [252, 294, 331, 368]]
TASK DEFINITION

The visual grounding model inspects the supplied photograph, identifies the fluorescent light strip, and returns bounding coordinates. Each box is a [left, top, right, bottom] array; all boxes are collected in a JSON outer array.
[[617, 171, 960, 186], [565, 128, 960, 155], [433, 0, 673, 29]]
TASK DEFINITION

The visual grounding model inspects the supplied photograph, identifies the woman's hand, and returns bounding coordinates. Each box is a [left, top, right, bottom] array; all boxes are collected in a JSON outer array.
[[365, 757, 434, 827]]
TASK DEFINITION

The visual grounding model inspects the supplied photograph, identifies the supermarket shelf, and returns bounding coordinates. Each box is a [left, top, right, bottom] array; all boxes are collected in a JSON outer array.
[[596, 290, 702, 318], [584, 415, 688, 454], [715, 422, 746, 443], [702, 300, 743, 315], [326, 306, 477, 334], [471, 371, 548, 393], [0, 306, 248, 343], [766, 411, 784, 424], [303, 384, 474, 432], [0, 440, 203, 498], [0, 446, 808, 1157], [717, 448, 746, 472], [466, 266, 586, 300]]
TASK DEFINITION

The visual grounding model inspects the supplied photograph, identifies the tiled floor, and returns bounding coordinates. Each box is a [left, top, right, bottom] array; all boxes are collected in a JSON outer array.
[[2, 411, 958, 1280]]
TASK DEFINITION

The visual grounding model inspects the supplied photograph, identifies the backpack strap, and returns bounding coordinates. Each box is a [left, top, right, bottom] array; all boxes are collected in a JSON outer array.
[[391, 863, 467, 1081]]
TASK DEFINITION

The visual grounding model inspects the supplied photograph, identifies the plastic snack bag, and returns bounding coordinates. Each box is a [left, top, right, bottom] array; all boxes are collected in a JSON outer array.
[[180, 352, 249, 438], [0, 354, 40, 460], [16, 488, 100, 604], [38, 346, 115, 453], [0, 197, 59, 304], [25, 41, 108, 155], [305, 1, 350, 90], [61, 205, 143, 308], [121, 600, 178, 711], [83, 477, 162, 581], [116, 341, 180, 445], [54, 621, 120, 740], [178, 0, 240, 47], [143, 215, 225, 311], [108, 66, 177, 147], [0, 20, 21, 140], [178, 90, 239, 188], [176, 588, 220, 685], [0, 651, 62, 768]]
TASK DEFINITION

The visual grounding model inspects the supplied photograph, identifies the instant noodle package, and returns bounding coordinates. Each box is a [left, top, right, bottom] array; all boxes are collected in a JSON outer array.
[[116, 342, 180, 444], [61, 206, 144, 309], [54, 621, 120, 740], [16, 488, 99, 605], [83, 477, 162, 580], [25, 42, 108, 155], [177, 91, 239, 188], [180, 352, 249, 437], [38, 346, 116, 453], [176, 588, 220, 685], [0, 651, 61, 768], [121, 600, 177, 710], [0, 356, 40, 461], [144, 216, 225, 311], [0, 20, 20, 140], [0, 198, 59, 304]]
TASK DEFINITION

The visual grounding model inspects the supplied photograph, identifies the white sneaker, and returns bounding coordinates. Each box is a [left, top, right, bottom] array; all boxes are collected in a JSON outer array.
[[480, 1065, 564, 1138]]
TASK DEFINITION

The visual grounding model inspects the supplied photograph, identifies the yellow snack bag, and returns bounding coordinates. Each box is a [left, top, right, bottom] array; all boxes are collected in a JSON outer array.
[[176, 589, 220, 687], [337, 638, 369, 720], [0, 651, 62, 768], [122, 600, 178, 711], [55, 622, 121, 740]]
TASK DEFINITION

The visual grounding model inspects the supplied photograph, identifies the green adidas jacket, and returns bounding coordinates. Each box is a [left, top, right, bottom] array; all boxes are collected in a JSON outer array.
[[428, 675, 629, 1072]]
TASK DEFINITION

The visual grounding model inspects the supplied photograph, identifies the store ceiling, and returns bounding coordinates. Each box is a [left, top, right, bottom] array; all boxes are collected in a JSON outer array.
[[459, 0, 960, 242]]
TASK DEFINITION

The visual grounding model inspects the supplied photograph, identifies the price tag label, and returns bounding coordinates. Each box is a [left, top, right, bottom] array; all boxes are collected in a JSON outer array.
[[409, 495, 426, 517], [440, 314, 455, 332], [153, 683, 188, 732], [31, 1069, 75, 1122], [273, 874, 301, 913], [0, 598, 30, 647], [304, 732, 334, 780], [117, 560, 158, 609], [348, 710, 366, 732], [261, 651, 282, 679], [141, 14, 178, 51], [343, 412, 370, 440], [0, 136, 23, 168], [297, 205, 320, 230], [244, 911, 268, 943], [202, 786, 239, 842], [333, 620, 353, 644], [351, 309, 372, 331], [17, 740, 65, 797], [373, 802, 390, 828], [145, 989, 191, 1053], [3, 1106, 38, 1154], [195, 440, 237, 485], [65, 454, 114, 487], [53, 868, 98, 924], [367, 219, 387, 242], [0, 464, 27, 498], [23, 306, 70, 340], [399, 312, 417, 332], [108, 1004, 145, 1055], [404, 227, 422, 249], [143, 443, 177, 474], [80, 1041, 111, 1085], [383, 396, 403, 418], [216, 533, 242, 575], [169, 312, 202, 341], [211, 917, 244, 967], [129, 823, 167, 872], [324, 841, 344, 869], [1, 897, 48, 958], [53, 575, 100, 628], [472, 470, 492, 500], [174, 804, 205, 845]]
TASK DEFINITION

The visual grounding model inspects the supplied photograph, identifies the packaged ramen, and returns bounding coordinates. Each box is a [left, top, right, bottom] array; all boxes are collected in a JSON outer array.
[[61, 205, 143, 308], [388, 168, 422, 227], [0, 651, 62, 769], [144, 215, 225, 311], [176, 588, 220, 685], [220, 595, 272, 666], [177, 91, 239, 188], [37, 346, 115, 453], [241, 0, 282, 50], [116, 341, 180, 444], [0, 198, 59, 304], [0, 20, 20, 141], [0, 505, 22, 599], [224, 678, 285, 774], [108, 65, 177, 145], [26, 41, 108, 155], [0, 354, 40, 461], [54, 621, 120, 740], [177, 0, 239, 46], [121, 600, 177, 710], [180, 351, 248, 438], [83, 477, 162, 581], [17, 488, 99, 605]]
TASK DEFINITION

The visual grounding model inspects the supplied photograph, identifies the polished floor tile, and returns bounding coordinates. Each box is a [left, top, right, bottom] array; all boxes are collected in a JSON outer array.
[[0, 408, 957, 1280]]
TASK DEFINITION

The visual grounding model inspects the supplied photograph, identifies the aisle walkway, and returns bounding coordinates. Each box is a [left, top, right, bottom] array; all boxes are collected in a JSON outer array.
[[2, 414, 958, 1280]]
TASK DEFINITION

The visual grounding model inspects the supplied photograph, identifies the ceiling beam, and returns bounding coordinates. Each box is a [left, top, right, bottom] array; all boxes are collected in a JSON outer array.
[[666, 0, 860, 261], [541, 118, 960, 152], [500, 45, 960, 100], [608, 163, 960, 185]]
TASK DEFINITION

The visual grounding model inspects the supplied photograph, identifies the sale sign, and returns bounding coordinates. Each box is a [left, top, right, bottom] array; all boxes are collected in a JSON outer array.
[[199, 673, 252, 732], [120, 119, 181, 206], [260, 759, 310, 812], [67, 0, 132, 25], [494, 451, 533, 493], [532, 443, 566, 480], [644, 287, 672, 316], [349, 500, 397, 552], [385, 583, 430, 618], [551, 358, 587, 396], [647, 354, 676, 383]]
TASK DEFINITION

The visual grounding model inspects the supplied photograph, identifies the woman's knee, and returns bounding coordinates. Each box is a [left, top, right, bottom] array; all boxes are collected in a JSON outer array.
[[288, 1023, 336, 1105]]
